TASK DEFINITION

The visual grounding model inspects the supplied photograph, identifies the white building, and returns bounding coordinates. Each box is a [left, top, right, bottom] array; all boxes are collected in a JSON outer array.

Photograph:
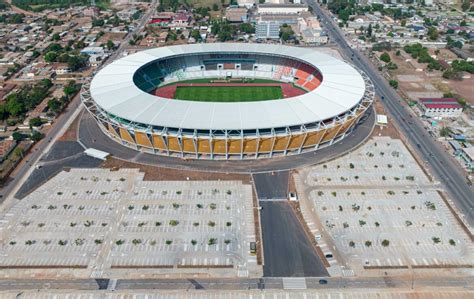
[[237, 0, 255, 8], [459, 147, 474, 172], [419, 98, 463, 118], [257, 3, 308, 15], [255, 21, 280, 39]]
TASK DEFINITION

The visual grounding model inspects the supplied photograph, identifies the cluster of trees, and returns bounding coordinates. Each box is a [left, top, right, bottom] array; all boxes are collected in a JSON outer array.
[[403, 43, 442, 71], [47, 81, 80, 115], [12, 0, 109, 12], [446, 37, 463, 49], [443, 60, 474, 80], [280, 24, 294, 42], [210, 21, 254, 42], [43, 43, 88, 72], [0, 1, 9, 10], [157, 0, 180, 12], [379, 52, 398, 70], [328, 1, 410, 24], [372, 42, 391, 52], [0, 79, 52, 120], [461, 0, 472, 12], [451, 60, 474, 74], [0, 13, 24, 24]]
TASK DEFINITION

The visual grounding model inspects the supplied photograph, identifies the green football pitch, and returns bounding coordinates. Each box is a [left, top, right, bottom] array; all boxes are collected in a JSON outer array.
[[174, 86, 283, 102]]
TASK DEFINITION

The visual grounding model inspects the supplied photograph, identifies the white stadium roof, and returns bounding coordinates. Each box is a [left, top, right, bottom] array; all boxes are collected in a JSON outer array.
[[90, 43, 366, 131]]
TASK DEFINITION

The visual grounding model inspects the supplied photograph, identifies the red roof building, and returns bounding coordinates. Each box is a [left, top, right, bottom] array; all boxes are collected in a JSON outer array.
[[419, 98, 463, 118]]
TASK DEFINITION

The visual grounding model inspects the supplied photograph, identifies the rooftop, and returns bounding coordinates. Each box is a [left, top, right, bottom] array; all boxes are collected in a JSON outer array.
[[89, 44, 367, 131]]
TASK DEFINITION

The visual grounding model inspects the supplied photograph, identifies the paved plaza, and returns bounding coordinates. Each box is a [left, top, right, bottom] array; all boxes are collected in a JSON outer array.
[[296, 137, 473, 274], [0, 169, 260, 279]]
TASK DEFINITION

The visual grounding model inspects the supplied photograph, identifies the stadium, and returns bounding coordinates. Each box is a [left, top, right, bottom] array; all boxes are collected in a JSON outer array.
[[81, 44, 374, 160]]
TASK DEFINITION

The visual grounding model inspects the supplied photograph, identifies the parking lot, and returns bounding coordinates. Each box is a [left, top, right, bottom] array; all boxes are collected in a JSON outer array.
[[0, 169, 261, 279], [296, 137, 473, 274]]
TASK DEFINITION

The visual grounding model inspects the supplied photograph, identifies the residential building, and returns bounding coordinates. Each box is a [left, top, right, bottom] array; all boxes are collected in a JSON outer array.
[[255, 21, 280, 39], [83, 6, 99, 17], [419, 98, 463, 118], [53, 63, 71, 75], [459, 146, 474, 172], [237, 0, 255, 8], [171, 11, 191, 29], [0, 139, 15, 163], [301, 28, 328, 44], [225, 7, 248, 23], [257, 3, 308, 15], [80, 46, 105, 56]]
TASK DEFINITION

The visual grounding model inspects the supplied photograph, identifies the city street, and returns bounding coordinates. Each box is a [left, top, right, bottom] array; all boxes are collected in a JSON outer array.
[[0, 276, 472, 291]]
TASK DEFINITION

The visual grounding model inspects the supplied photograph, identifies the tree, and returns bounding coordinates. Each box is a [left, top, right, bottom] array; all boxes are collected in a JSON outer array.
[[52, 33, 60, 41], [106, 40, 115, 51], [67, 55, 88, 72], [389, 79, 398, 89], [44, 51, 58, 62], [366, 24, 372, 37], [461, 0, 470, 11], [190, 29, 202, 41], [6, 96, 24, 116], [380, 52, 391, 63], [212, 3, 218, 11], [30, 130, 44, 142], [12, 132, 23, 141], [29, 117, 43, 127], [381, 239, 390, 247], [427, 27, 438, 41], [92, 18, 105, 27], [13, 147, 24, 158], [48, 99, 61, 113], [440, 127, 451, 137], [239, 23, 254, 34], [0, 103, 7, 120], [63, 80, 78, 96]]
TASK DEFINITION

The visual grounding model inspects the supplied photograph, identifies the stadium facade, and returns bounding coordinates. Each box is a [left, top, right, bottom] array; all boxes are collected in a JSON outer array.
[[81, 43, 374, 160]]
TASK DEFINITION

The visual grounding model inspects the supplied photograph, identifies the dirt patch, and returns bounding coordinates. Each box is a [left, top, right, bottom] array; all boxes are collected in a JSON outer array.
[[447, 77, 474, 104], [58, 110, 82, 141], [101, 157, 252, 182], [250, 182, 263, 265], [371, 98, 400, 139]]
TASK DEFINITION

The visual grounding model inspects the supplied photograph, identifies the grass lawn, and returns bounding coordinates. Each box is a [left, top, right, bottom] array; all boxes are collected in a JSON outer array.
[[174, 86, 283, 102]]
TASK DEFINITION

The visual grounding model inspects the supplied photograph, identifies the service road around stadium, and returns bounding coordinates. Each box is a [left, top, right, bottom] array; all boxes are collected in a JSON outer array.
[[81, 44, 374, 160]]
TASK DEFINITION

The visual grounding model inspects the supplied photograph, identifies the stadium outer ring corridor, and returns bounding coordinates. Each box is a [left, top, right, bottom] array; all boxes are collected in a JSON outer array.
[[81, 43, 375, 160]]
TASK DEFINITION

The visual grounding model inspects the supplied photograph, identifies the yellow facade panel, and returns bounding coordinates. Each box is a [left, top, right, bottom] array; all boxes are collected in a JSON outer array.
[[182, 138, 195, 152], [302, 130, 325, 147], [168, 136, 180, 151], [228, 139, 241, 154], [213, 139, 227, 154], [336, 117, 357, 138], [273, 136, 289, 151], [321, 123, 343, 143], [287, 134, 305, 150], [197, 138, 211, 153], [243, 139, 257, 153], [258, 138, 273, 152], [135, 131, 152, 148], [119, 127, 135, 144], [152, 134, 166, 150], [108, 124, 120, 138]]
